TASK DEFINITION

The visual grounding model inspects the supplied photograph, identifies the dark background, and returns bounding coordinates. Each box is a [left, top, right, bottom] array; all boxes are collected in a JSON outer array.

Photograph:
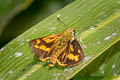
[[0, 0, 74, 48]]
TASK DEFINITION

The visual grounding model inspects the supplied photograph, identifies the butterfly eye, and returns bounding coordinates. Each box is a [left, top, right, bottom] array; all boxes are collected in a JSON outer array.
[[72, 30, 75, 36]]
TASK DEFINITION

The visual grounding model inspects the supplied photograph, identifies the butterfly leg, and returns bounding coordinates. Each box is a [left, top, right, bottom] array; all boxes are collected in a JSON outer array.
[[49, 60, 56, 67], [49, 52, 59, 67], [79, 38, 87, 48], [49, 57, 57, 67]]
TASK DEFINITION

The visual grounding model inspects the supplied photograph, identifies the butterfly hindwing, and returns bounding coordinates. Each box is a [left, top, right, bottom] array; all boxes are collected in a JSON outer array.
[[57, 39, 84, 66], [29, 33, 62, 61]]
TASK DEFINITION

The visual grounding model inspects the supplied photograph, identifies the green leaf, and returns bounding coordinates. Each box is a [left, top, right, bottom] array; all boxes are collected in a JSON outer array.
[[72, 75, 120, 80], [0, 0, 33, 35], [111, 75, 120, 80], [91, 42, 120, 76], [103, 75, 120, 80], [0, 0, 120, 80]]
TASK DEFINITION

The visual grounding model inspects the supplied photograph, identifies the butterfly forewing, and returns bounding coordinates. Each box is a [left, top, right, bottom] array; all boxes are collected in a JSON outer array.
[[29, 33, 62, 61]]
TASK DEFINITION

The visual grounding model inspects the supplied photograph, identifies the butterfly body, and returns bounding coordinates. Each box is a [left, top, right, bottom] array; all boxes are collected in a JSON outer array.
[[29, 28, 84, 67]]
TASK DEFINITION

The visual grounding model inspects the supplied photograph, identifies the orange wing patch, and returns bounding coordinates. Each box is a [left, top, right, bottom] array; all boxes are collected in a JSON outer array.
[[34, 45, 39, 48], [67, 54, 79, 61], [36, 39, 40, 44], [42, 33, 62, 43], [78, 49, 81, 53], [39, 45, 50, 52], [70, 44, 74, 52]]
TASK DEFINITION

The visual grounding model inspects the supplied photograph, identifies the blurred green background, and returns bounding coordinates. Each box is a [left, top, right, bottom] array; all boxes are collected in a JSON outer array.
[[0, 0, 74, 48]]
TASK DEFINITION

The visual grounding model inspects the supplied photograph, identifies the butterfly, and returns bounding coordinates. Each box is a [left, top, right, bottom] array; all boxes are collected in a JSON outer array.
[[29, 28, 84, 67]]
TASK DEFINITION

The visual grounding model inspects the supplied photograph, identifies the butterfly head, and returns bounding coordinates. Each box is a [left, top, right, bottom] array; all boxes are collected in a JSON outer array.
[[65, 27, 75, 35], [63, 28, 75, 40]]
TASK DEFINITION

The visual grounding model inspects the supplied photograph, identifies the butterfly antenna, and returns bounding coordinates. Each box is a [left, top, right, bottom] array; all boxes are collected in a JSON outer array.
[[57, 17, 68, 27]]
